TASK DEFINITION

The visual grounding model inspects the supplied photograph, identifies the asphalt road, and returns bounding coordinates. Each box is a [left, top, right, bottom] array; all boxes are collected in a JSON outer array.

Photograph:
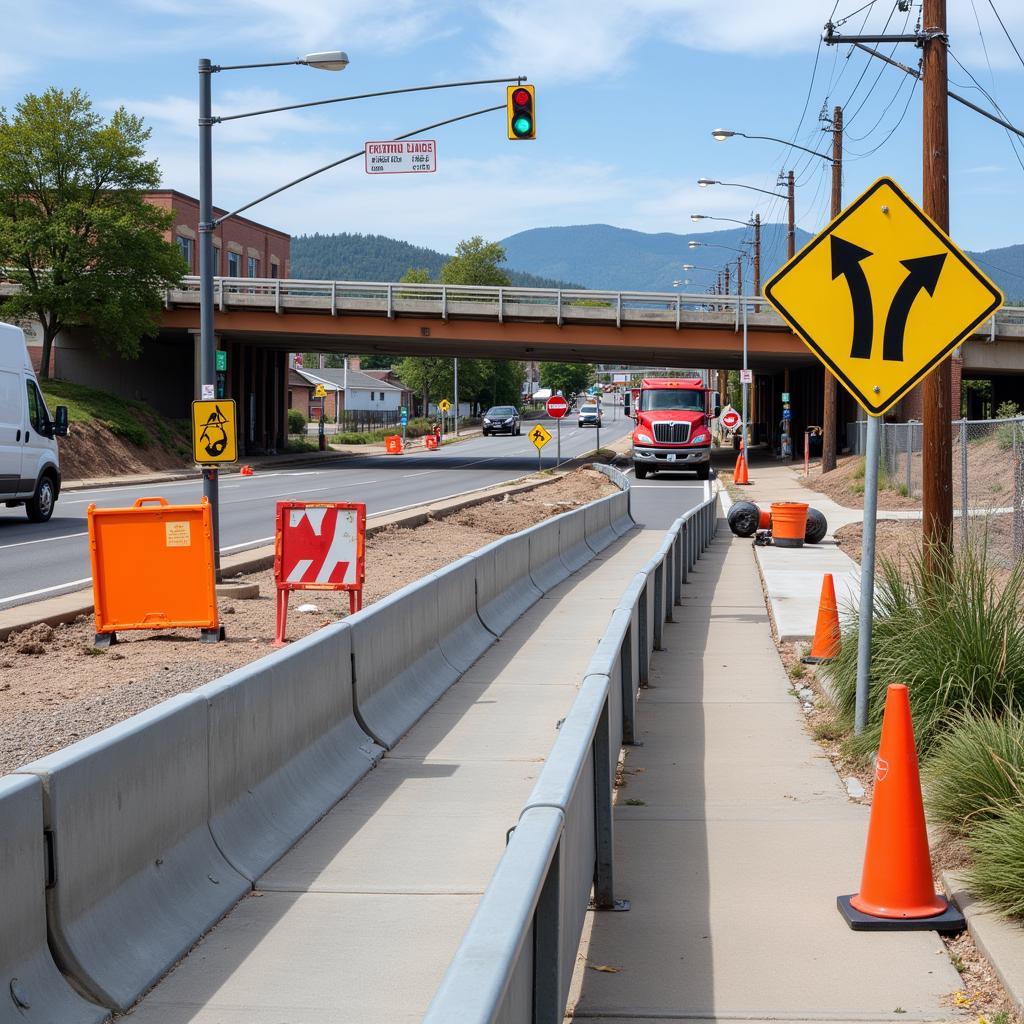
[[0, 415, 648, 610]]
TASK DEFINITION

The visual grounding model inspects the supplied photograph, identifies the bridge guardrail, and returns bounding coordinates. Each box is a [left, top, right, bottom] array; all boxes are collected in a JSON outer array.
[[3, 485, 638, 1016], [423, 490, 720, 1024], [159, 275, 1024, 338]]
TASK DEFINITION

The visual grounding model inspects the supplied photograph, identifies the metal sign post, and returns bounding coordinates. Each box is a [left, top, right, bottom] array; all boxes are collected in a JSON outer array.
[[557, 419, 561, 467], [855, 416, 881, 733]]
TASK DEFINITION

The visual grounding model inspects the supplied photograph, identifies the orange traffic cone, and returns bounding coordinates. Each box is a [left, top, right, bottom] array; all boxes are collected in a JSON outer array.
[[758, 507, 771, 530], [733, 453, 750, 485], [239, 465, 253, 476], [801, 573, 840, 664], [837, 684, 965, 932]]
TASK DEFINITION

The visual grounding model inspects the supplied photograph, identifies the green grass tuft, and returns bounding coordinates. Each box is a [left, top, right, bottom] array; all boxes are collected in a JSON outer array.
[[964, 807, 1024, 918], [41, 379, 154, 447], [924, 713, 1024, 838], [823, 542, 1024, 758]]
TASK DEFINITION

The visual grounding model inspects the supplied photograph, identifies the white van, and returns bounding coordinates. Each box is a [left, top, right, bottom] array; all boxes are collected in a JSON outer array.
[[0, 323, 68, 522]]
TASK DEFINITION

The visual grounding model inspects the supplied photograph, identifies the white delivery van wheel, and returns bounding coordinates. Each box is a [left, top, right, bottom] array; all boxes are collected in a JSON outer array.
[[26, 473, 55, 523]]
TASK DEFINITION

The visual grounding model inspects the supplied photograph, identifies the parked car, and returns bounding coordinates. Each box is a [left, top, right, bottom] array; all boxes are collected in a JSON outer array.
[[578, 402, 603, 428], [0, 323, 68, 522], [482, 405, 521, 436]]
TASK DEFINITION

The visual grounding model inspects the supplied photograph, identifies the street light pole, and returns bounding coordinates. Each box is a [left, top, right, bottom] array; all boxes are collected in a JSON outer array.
[[198, 58, 220, 574]]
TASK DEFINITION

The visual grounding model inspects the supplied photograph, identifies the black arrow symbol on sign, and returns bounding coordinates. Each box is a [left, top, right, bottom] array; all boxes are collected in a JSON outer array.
[[882, 254, 947, 362], [831, 236, 874, 360]]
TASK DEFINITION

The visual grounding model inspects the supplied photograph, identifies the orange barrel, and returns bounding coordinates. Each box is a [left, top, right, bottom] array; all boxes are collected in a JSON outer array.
[[770, 502, 809, 548]]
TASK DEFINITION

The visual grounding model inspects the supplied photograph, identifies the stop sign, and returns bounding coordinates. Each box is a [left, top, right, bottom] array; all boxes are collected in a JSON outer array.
[[546, 395, 569, 419], [721, 409, 741, 430]]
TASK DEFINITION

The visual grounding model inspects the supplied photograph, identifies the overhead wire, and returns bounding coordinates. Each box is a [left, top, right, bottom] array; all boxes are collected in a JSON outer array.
[[986, 0, 1024, 71]]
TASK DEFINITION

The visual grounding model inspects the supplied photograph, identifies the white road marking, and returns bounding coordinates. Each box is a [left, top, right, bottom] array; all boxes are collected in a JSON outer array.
[[630, 483, 707, 488], [0, 577, 92, 608], [0, 531, 87, 550], [221, 536, 275, 552]]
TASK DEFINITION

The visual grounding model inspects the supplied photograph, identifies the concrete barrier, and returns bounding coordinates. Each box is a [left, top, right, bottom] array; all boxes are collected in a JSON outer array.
[[0, 775, 108, 1023], [476, 532, 543, 635], [609, 489, 634, 537], [558, 507, 592, 574], [201, 622, 383, 883], [526, 516, 570, 593], [17, 694, 249, 1012], [584, 495, 618, 554], [349, 558, 493, 749]]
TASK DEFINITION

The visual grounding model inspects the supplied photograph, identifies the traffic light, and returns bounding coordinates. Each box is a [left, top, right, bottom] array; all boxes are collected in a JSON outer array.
[[507, 84, 535, 140]]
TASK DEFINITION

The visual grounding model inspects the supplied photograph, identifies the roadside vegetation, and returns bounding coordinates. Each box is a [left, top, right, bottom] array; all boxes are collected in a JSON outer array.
[[819, 542, 1024, 919]]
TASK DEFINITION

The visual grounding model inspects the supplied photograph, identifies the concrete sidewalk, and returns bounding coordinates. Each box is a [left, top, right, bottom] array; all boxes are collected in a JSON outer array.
[[568, 524, 963, 1023], [125, 526, 672, 1023]]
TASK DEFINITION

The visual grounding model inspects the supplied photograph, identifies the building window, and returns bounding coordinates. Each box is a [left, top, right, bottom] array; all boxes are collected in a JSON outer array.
[[227, 251, 241, 277], [176, 235, 194, 271], [248, 255, 259, 278], [270, 262, 279, 278]]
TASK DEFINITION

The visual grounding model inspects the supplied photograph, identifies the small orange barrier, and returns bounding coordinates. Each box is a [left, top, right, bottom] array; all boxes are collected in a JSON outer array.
[[838, 684, 965, 932], [87, 496, 223, 648], [384, 435, 403, 455], [770, 501, 808, 547], [424, 435, 439, 451], [802, 573, 840, 663]]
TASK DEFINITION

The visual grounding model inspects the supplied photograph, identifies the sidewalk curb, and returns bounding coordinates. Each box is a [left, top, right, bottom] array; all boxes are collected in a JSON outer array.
[[942, 871, 1024, 1014], [0, 461, 610, 642]]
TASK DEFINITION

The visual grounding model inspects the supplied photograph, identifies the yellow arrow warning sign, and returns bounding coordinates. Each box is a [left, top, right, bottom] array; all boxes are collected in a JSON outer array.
[[764, 177, 1003, 417], [529, 424, 552, 449], [191, 400, 238, 464]]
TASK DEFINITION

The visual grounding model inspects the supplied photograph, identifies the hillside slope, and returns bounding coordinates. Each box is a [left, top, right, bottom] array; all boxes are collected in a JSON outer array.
[[291, 232, 583, 289]]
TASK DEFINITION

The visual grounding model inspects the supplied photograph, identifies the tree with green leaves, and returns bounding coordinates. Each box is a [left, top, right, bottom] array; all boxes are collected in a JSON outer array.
[[0, 88, 186, 378], [439, 236, 511, 287], [541, 361, 594, 400]]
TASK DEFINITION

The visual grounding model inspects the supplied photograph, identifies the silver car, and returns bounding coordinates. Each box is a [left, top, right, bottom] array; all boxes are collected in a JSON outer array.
[[578, 403, 602, 427]]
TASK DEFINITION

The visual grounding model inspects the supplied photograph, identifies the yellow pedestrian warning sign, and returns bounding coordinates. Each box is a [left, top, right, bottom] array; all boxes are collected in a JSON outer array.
[[764, 177, 1003, 417], [313, 384, 327, 398], [191, 400, 238, 464], [438, 398, 452, 413], [529, 424, 552, 449]]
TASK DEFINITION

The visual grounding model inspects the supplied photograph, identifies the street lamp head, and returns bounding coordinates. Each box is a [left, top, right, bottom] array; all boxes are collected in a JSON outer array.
[[690, 214, 707, 222], [697, 178, 716, 187], [688, 240, 701, 249], [681, 264, 696, 270], [711, 129, 736, 142], [303, 50, 350, 70]]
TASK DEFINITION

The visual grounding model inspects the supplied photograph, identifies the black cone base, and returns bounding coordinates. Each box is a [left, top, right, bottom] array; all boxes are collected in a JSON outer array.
[[837, 894, 965, 933]]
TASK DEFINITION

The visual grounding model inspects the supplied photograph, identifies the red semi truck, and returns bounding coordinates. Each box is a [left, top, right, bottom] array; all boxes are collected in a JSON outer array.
[[630, 377, 719, 480]]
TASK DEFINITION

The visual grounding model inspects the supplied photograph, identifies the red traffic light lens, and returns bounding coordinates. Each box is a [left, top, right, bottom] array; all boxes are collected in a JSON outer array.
[[512, 88, 531, 107]]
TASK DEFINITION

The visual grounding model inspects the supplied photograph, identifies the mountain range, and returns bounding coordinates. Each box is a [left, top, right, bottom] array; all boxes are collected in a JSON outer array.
[[291, 225, 1024, 302]]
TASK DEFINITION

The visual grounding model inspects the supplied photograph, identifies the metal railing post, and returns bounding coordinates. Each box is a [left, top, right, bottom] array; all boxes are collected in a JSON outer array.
[[638, 580, 650, 687], [533, 839, 562, 1021], [680, 521, 688, 585], [592, 698, 615, 909], [620, 629, 637, 745], [653, 563, 664, 650], [905, 423, 912, 497]]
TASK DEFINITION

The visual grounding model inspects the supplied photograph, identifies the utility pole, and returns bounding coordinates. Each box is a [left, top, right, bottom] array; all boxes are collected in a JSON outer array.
[[922, 0, 953, 564], [822, 106, 843, 474], [753, 214, 761, 297], [724, 265, 730, 296], [786, 169, 796, 259]]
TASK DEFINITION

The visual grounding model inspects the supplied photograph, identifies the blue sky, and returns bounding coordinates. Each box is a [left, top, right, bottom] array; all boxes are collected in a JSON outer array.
[[1, 0, 1023, 255]]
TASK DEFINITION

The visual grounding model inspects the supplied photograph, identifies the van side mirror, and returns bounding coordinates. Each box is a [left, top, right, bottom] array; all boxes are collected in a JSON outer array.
[[54, 406, 69, 437]]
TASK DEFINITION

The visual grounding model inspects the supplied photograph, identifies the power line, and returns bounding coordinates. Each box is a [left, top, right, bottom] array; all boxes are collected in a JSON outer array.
[[986, 0, 1024, 71], [948, 47, 1024, 174], [844, 72, 919, 160]]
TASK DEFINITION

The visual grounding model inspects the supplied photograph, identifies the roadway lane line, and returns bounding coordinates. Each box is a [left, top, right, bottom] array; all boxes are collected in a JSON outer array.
[[630, 483, 706, 488], [0, 531, 87, 550], [221, 536, 275, 553], [0, 578, 93, 609], [221, 480, 382, 504], [368, 476, 534, 519]]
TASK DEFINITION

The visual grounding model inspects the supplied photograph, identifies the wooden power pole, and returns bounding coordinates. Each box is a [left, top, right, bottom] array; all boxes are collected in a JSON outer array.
[[821, 106, 843, 473], [922, 0, 953, 563], [786, 170, 796, 259]]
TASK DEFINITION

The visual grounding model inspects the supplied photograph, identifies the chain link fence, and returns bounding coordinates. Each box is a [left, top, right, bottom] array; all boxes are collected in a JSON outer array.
[[853, 416, 1024, 566]]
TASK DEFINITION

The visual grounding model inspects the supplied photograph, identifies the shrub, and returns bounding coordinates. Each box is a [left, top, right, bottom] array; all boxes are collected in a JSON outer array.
[[824, 543, 1024, 757], [965, 809, 1024, 918], [925, 713, 1024, 837], [288, 409, 307, 434]]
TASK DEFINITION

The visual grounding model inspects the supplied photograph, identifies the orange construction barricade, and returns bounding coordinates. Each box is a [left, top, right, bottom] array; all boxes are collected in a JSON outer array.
[[384, 435, 403, 454], [87, 496, 223, 648], [424, 434, 439, 451]]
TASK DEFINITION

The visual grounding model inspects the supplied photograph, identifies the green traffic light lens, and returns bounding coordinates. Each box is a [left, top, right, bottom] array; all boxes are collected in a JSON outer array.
[[513, 115, 533, 137]]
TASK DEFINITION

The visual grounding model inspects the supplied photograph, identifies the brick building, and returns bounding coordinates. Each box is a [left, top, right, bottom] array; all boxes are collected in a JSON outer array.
[[145, 190, 291, 279]]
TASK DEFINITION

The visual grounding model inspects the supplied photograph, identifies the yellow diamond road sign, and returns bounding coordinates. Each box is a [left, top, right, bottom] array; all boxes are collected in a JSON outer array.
[[764, 177, 1003, 417], [191, 400, 237, 464], [529, 425, 552, 449], [313, 383, 327, 398], [438, 398, 452, 413]]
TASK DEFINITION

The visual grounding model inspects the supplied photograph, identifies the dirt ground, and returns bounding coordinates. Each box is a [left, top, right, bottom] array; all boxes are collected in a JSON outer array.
[[0, 468, 616, 773], [800, 453, 921, 511], [59, 419, 192, 481]]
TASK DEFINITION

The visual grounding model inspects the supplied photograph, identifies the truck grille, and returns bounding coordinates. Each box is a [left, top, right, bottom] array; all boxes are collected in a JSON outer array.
[[653, 422, 691, 444]]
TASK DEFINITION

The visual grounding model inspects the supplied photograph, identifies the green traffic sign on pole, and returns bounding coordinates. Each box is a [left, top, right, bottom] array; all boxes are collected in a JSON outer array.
[[215, 350, 227, 372]]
